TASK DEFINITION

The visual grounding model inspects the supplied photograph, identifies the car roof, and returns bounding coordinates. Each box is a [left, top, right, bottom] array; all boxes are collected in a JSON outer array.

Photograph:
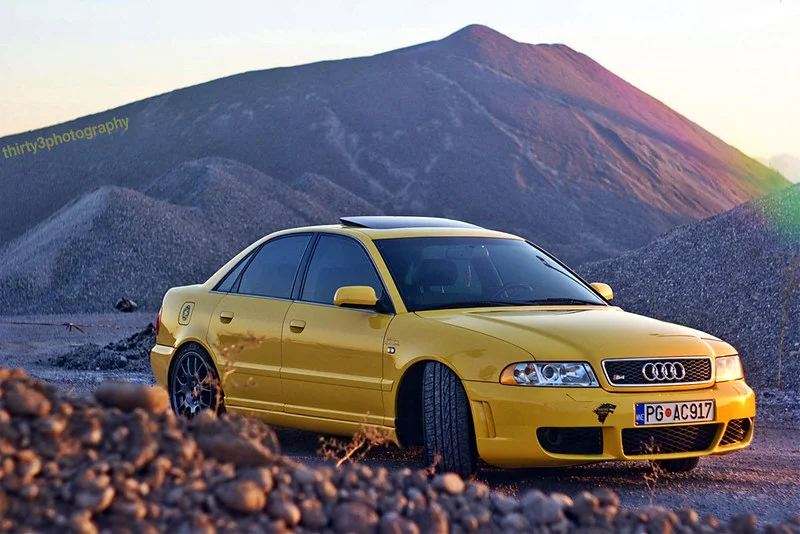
[[270, 216, 521, 241]]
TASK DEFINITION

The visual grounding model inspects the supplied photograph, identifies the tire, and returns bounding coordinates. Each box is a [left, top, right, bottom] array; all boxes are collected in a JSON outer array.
[[169, 343, 224, 417], [422, 361, 477, 478], [654, 456, 700, 473]]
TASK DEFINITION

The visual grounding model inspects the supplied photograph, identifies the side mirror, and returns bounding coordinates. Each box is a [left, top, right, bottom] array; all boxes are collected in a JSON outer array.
[[590, 282, 613, 301], [333, 286, 379, 308]]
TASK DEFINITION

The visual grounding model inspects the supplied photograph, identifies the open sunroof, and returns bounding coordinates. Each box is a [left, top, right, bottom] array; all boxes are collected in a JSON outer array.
[[339, 216, 482, 229]]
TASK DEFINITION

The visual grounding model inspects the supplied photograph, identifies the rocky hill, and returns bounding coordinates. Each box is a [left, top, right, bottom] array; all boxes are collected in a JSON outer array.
[[580, 184, 800, 390], [0, 158, 344, 313], [0, 25, 785, 274]]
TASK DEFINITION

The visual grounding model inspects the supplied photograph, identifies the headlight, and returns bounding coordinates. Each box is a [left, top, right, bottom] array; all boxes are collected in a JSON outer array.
[[500, 362, 599, 387], [716, 355, 744, 382]]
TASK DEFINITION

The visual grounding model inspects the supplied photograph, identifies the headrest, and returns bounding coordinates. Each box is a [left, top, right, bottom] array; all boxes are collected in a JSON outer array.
[[415, 259, 458, 287]]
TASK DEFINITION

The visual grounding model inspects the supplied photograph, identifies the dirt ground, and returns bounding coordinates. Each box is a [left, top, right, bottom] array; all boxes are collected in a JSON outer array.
[[2, 313, 798, 525]]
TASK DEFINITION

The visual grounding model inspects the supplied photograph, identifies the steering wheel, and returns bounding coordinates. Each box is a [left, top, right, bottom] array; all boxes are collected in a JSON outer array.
[[490, 283, 535, 299]]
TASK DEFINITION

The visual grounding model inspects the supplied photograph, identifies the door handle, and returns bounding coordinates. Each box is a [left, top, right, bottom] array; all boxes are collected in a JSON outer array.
[[219, 311, 234, 324], [289, 319, 306, 333]]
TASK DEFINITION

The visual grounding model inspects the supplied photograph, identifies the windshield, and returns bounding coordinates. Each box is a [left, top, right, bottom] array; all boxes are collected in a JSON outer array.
[[374, 237, 606, 312]]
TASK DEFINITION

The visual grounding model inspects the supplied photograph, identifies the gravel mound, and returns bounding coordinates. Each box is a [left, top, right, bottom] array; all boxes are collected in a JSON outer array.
[[580, 184, 800, 390], [0, 158, 347, 315], [51, 325, 156, 372], [1, 369, 798, 533]]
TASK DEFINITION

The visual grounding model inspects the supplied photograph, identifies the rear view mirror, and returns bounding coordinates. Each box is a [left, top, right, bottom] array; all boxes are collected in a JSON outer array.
[[334, 286, 379, 308], [590, 282, 613, 301]]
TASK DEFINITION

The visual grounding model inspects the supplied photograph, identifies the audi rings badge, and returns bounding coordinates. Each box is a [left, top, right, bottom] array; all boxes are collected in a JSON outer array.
[[641, 361, 686, 382]]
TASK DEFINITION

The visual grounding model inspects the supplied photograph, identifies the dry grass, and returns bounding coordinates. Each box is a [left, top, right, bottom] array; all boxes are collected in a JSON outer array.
[[318, 416, 392, 467], [643, 440, 664, 505], [208, 333, 264, 411]]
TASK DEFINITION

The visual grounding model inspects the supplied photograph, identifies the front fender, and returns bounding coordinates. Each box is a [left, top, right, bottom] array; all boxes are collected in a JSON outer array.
[[383, 312, 532, 420]]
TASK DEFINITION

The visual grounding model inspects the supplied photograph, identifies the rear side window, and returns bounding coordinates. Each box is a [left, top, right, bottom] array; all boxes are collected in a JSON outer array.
[[237, 235, 311, 299], [214, 251, 254, 292], [301, 235, 385, 305]]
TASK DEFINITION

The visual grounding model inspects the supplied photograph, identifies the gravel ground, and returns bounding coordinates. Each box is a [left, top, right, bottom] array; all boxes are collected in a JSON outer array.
[[2, 314, 800, 525], [0, 313, 156, 396]]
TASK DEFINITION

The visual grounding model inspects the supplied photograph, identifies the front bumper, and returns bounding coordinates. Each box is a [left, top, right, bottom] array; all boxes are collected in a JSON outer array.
[[464, 379, 755, 468]]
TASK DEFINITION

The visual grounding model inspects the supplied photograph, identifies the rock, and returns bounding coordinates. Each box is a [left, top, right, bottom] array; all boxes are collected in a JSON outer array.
[[293, 465, 317, 486], [110, 496, 148, 519], [70, 511, 99, 534], [177, 513, 216, 534], [572, 491, 600, 520], [18, 484, 39, 500], [300, 499, 327, 529], [380, 512, 405, 534], [5, 384, 51, 417], [94, 382, 169, 414], [592, 488, 620, 508], [115, 298, 139, 313], [237, 467, 273, 492], [731, 514, 758, 534], [75, 486, 115, 513], [492, 494, 518, 515], [433, 473, 465, 495], [521, 490, 563, 525], [35, 416, 67, 437], [677, 509, 700, 525], [196, 434, 273, 467], [551, 492, 574, 509], [500, 513, 529, 531], [214, 480, 265, 513], [333, 502, 380, 534], [267, 495, 301, 526]]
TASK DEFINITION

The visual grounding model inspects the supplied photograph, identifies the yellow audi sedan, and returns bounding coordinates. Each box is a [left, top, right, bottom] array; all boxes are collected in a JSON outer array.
[[151, 216, 755, 477]]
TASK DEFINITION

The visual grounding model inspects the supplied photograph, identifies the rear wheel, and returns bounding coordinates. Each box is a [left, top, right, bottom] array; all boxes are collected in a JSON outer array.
[[654, 456, 700, 473], [169, 343, 223, 417], [422, 361, 477, 478]]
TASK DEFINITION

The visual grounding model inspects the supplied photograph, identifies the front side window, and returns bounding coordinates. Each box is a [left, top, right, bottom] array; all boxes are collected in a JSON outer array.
[[237, 234, 311, 298], [301, 235, 385, 305], [374, 237, 605, 312]]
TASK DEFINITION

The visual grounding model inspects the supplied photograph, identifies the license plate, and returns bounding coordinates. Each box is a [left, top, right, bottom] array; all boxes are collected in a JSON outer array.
[[635, 400, 715, 426]]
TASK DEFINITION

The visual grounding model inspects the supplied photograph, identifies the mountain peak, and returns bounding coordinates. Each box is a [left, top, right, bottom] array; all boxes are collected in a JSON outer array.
[[440, 24, 521, 50]]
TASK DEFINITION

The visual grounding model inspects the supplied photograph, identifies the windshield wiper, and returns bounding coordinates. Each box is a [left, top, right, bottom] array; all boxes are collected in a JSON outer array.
[[415, 300, 523, 311], [522, 297, 602, 306]]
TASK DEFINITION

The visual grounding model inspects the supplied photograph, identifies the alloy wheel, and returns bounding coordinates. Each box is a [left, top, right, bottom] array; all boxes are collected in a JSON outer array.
[[171, 350, 217, 417]]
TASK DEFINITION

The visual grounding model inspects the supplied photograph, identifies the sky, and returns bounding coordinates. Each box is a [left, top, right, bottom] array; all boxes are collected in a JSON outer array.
[[1, 0, 798, 160]]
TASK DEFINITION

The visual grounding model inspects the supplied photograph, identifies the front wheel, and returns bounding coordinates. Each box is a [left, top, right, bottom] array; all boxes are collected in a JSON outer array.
[[169, 343, 223, 417], [422, 361, 478, 478], [654, 456, 700, 473]]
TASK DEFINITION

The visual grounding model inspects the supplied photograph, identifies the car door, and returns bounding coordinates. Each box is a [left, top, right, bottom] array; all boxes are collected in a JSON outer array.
[[281, 233, 393, 425], [207, 233, 312, 414]]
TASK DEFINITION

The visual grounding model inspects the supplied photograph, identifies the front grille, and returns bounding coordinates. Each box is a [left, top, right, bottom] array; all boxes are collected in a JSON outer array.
[[622, 423, 721, 456], [537, 427, 603, 455], [603, 357, 712, 386], [719, 418, 752, 446]]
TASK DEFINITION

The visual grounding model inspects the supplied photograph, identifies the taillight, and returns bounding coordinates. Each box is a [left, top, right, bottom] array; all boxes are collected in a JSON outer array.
[[155, 307, 162, 337]]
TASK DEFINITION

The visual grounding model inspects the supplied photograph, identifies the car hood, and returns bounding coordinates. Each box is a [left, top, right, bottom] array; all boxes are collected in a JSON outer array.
[[415, 306, 735, 362]]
